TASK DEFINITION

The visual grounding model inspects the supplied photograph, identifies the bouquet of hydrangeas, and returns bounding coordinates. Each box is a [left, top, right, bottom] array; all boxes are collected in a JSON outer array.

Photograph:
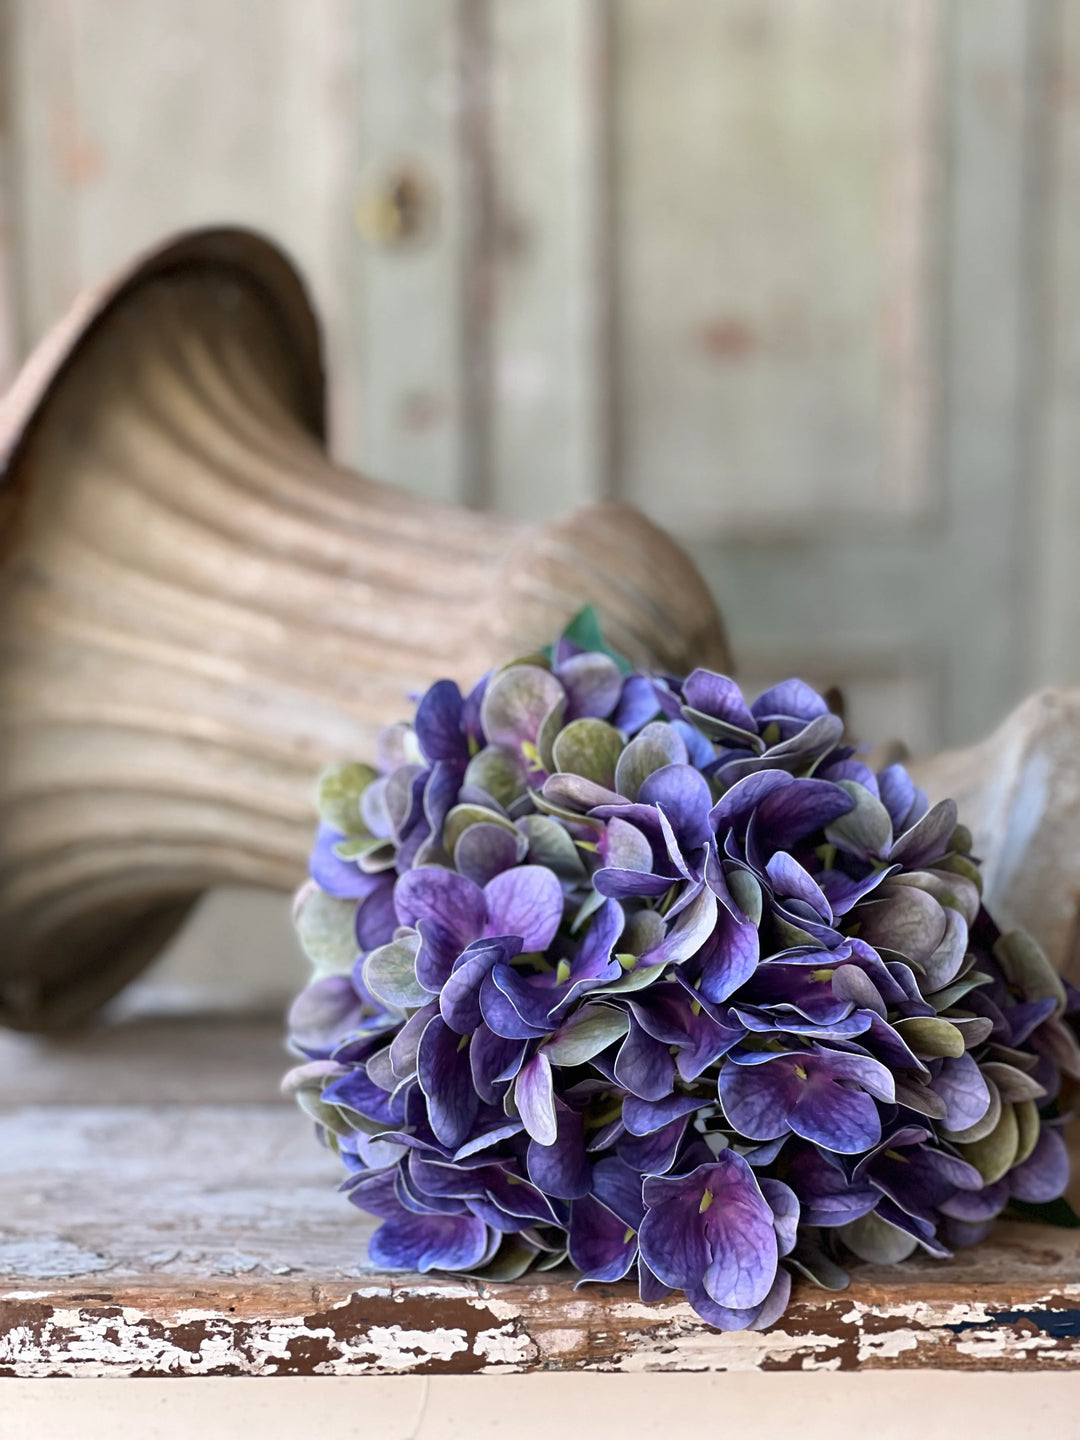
[[284, 611, 1079, 1331]]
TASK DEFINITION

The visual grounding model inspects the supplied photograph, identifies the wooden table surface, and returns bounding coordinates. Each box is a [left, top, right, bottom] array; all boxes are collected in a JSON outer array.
[[2, 1016, 1079, 1378]]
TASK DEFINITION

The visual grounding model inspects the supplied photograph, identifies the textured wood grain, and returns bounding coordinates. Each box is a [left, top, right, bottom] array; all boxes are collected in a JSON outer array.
[[0, 1089, 1078, 1376], [0, 229, 728, 1031]]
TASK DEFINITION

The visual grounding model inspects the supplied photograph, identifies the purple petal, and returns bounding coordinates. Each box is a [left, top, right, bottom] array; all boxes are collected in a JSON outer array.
[[939, 1179, 1009, 1224], [683, 669, 757, 732], [417, 1015, 479, 1148], [617, 1115, 691, 1174], [481, 664, 565, 747], [751, 679, 829, 724], [631, 982, 745, 1079], [288, 976, 367, 1056], [414, 679, 466, 764], [483, 865, 564, 950], [766, 852, 831, 921], [1009, 1125, 1070, 1203], [310, 825, 384, 899], [559, 651, 624, 721], [640, 1154, 778, 1310], [641, 886, 718, 968], [760, 1179, 800, 1257], [789, 1070, 882, 1154], [889, 798, 958, 868], [424, 759, 464, 839], [346, 1167, 404, 1219], [614, 674, 663, 733], [687, 1266, 792, 1332], [323, 1068, 403, 1128], [390, 1001, 438, 1078], [786, 1144, 879, 1227], [395, 867, 485, 950], [719, 1055, 799, 1142], [709, 771, 793, 837], [594, 867, 672, 900], [356, 877, 398, 953], [527, 1102, 591, 1199], [639, 764, 713, 850], [369, 1208, 490, 1272], [877, 763, 925, 833], [569, 1194, 639, 1282], [593, 1155, 647, 1228], [516, 1051, 557, 1145], [754, 780, 854, 853], [614, 1014, 675, 1101], [819, 864, 898, 916], [454, 823, 525, 888], [934, 1051, 991, 1133], [622, 1093, 703, 1137], [600, 816, 655, 872], [696, 904, 760, 1005], [469, 1023, 527, 1104], [481, 970, 553, 1039], [440, 942, 506, 1034]]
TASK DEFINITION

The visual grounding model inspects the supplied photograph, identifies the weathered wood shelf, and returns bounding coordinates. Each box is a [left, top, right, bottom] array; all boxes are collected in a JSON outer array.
[[2, 1017, 1079, 1377]]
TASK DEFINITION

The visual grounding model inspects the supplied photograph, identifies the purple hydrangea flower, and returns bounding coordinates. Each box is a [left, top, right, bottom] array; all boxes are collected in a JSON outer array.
[[285, 609, 1080, 1332]]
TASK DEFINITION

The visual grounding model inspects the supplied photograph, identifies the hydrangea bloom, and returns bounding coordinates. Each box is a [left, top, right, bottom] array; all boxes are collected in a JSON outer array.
[[284, 613, 1080, 1330]]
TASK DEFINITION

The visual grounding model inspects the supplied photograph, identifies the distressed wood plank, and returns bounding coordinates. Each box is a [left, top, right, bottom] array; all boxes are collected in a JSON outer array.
[[612, 0, 937, 536], [488, 0, 611, 518], [0, 1099, 1078, 1374]]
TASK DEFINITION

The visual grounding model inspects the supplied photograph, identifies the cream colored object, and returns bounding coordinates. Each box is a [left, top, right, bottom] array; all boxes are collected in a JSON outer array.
[[0, 228, 728, 1031], [912, 688, 1080, 981]]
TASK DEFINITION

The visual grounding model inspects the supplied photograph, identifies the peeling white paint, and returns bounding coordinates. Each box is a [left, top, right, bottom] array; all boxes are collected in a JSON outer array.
[[473, 1326, 536, 1367], [2, 1283, 1079, 1377]]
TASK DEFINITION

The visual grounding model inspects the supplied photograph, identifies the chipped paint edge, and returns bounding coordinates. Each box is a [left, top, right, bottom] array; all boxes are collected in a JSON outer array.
[[2, 1281, 1080, 1377]]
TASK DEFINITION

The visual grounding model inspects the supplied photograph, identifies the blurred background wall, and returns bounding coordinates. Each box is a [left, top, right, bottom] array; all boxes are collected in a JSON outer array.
[[1, 0, 1078, 1007]]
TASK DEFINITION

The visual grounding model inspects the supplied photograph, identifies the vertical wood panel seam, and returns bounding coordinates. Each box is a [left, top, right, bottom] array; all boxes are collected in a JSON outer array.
[[456, 0, 494, 510], [592, 0, 617, 502], [1023, 0, 1066, 690]]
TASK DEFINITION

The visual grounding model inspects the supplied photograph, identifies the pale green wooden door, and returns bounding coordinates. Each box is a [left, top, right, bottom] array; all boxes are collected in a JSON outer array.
[[5, 0, 1078, 758]]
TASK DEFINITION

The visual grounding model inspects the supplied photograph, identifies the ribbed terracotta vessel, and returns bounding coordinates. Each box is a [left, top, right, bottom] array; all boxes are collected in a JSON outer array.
[[0, 228, 729, 1029]]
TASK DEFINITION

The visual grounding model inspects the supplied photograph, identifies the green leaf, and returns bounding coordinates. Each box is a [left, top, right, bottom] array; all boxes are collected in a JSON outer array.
[[1007, 1196, 1080, 1228], [547, 605, 633, 675]]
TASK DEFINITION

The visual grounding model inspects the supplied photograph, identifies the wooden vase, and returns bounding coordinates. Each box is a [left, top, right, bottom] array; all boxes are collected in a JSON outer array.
[[0, 228, 729, 1030]]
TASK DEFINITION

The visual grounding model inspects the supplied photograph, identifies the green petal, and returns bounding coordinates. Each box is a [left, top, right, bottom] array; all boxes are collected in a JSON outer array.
[[837, 1211, 918, 1265], [825, 780, 893, 857], [544, 1005, 630, 1065], [464, 745, 528, 810], [614, 731, 680, 801], [993, 930, 1067, 1015], [443, 803, 520, 853], [893, 1016, 966, 1059], [552, 718, 624, 789], [294, 885, 359, 975], [363, 934, 428, 1009], [956, 1101, 1019, 1184], [481, 665, 566, 748], [516, 814, 588, 880], [315, 763, 377, 835]]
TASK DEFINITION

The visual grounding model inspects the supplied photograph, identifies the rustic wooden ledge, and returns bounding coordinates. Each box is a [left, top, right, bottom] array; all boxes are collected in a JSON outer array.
[[1, 1018, 1079, 1377]]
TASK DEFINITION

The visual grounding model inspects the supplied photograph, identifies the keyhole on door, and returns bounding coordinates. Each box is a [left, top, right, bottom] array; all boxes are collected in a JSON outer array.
[[356, 167, 435, 247]]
